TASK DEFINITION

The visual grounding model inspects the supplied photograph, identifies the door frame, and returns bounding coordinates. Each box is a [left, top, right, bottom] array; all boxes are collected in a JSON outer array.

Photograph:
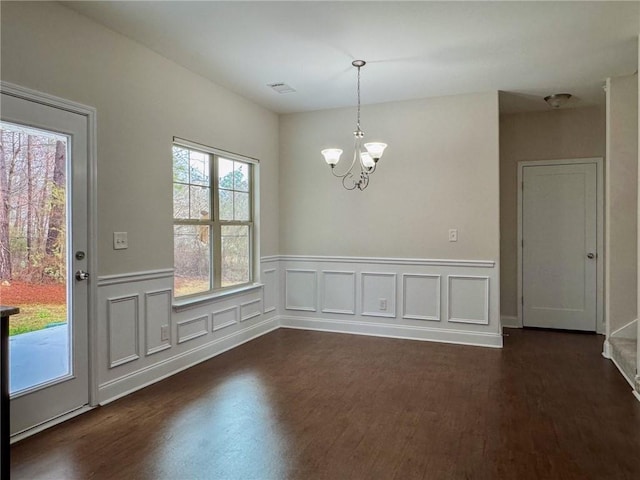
[[517, 157, 604, 333], [0, 82, 99, 422]]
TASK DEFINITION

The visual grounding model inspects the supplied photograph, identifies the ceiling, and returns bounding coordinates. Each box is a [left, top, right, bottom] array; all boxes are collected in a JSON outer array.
[[63, 1, 639, 114]]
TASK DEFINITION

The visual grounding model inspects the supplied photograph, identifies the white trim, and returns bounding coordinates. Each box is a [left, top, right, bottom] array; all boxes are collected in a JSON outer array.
[[98, 317, 278, 404], [10, 405, 94, 443], [285, 269, 317, 312], [321, 270, 356, 315], [172, 283, 263, 312], [176, 315, 209, 344], [501, 315, 521, 328], [447, 275, 490, 325], [107, 295, 140, 368], [277, 254, 495, 268], [173, 136, 260, 165], [211, 305, 239, 332], [144, 289, 173, 356], [361, 272, 397, 318], [401, 273, 441, 322], [98, 269, 174, 286], [260, 255, 280, 263], [0, 81, 101, 407], [517, 158, 604, 334], [262, 268, 277, 313], [279, 316, 503, 349], [240, 298, 262, 322], [602, 339, 612, 359]]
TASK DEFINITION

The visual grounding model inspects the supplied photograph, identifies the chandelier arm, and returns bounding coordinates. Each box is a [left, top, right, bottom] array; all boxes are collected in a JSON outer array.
[[330, 146, 359, 178], [342, 173, 358, 190]]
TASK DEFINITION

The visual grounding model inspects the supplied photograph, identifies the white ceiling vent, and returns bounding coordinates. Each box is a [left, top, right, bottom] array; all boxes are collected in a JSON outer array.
[[268, 82, 296, 94]]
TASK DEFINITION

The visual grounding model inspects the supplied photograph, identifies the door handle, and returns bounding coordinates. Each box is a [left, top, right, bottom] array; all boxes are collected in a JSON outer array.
[[587, 253, 596, 259], [75, 270, 90, 281]]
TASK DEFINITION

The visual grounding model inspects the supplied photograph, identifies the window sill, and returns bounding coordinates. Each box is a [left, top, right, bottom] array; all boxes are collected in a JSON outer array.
[[172, 283, 263, 312]]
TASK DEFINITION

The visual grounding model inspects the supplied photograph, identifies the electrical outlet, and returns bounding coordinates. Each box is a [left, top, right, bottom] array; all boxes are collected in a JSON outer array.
[[113, 232, 128, 250], [160, 324, 169, 341], [379, 298, 387, 311], [448, 229, 458, 242]]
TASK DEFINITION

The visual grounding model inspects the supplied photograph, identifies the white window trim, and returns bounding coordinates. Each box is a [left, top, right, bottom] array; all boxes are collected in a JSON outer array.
[[172, 137, 260, 305]]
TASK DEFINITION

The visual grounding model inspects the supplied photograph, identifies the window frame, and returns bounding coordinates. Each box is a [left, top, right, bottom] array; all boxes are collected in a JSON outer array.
[[172, 137, 258, 299]]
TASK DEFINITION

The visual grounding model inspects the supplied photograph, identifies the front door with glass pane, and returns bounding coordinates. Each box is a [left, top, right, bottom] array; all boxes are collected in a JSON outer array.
[[1, 91, 90, 435]]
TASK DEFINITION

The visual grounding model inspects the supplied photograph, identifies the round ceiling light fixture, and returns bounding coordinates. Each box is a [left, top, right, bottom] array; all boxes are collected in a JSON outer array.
[[544, 93, 572, 109]]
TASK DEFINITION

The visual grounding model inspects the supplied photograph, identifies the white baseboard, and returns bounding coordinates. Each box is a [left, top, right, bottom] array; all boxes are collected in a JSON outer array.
[[280, 315, 503, 349], [602, 339, 611, 359], [501, 315, 521, 328], [11, 405, 94, 444], [98, 317, 279, 404]]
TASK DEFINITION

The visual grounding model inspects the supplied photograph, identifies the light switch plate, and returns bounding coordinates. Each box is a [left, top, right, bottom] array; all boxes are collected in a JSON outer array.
[[113, 232, 128, 250], [448, 229, 458, 242]]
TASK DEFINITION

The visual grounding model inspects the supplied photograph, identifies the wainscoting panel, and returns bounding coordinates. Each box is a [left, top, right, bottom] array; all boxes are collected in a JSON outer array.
[[321, 270, 356, 315], [96, 261, 279, 404], [285, 269, 317, 312], [279, 256, 501, 348], [144, 289, 172, 356], [96, 257, 500, 406], [212, 306, 239, 332], [402, 274, 440, 321], [262, 268, 277, 313], [177, 315, 209, 344], [447, 275, 489, 325], [107, 295, 140, 368], [240, 299, 262, 322], [361, 272, 397, 318]]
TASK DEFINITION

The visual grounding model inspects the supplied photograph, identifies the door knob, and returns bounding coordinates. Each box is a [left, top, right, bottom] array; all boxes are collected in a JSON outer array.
[[587, 253, 595, 259], [75, 270, 90, 281]]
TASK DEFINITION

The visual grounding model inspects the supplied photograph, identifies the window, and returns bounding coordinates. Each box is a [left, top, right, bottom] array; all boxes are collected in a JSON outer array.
[[172, 139, 256, 298]]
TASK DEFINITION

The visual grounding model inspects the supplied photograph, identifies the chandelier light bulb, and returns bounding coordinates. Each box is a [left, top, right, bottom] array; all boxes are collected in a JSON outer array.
[[364, 142, 387, 161], [360, 151, 375, 169], [321, 148, 343, 166]]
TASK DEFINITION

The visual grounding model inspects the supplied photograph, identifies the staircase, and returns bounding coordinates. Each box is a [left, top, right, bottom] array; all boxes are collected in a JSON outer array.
[[609, 336, 638, 389]]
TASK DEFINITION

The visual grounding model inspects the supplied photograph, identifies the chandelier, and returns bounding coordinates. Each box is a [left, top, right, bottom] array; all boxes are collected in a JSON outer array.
[[321, 60, 387, 190]]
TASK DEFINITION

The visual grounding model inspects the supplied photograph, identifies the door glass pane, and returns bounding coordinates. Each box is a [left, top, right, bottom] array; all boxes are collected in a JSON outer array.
[[221, 225, 250, 287], [173, 224, 211, 297], [0, 122, 70, 394]]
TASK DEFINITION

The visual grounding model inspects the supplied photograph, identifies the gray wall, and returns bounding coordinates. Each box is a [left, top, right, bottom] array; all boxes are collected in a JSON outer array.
[[279, 92, 501, 261], [606, 73, 638, 336], [499, 106, 606, 318], [1, 1, 280, 276]]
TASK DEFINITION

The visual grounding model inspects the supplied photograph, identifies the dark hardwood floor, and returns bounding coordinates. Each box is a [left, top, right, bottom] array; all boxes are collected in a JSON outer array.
[[11, 328, 640, 479]]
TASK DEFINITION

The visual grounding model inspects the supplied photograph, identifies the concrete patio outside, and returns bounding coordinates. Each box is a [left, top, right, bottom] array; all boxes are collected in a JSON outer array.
[[10, 324, 69, 394]]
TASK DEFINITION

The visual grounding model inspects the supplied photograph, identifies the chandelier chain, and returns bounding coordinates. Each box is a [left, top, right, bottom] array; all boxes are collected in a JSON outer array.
[[356, 65, 361, 132]]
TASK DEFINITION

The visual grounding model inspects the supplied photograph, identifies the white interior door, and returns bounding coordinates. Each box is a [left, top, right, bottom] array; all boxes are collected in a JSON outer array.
[[1, 91, 90, 435], [521, 162, 598, 331]]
